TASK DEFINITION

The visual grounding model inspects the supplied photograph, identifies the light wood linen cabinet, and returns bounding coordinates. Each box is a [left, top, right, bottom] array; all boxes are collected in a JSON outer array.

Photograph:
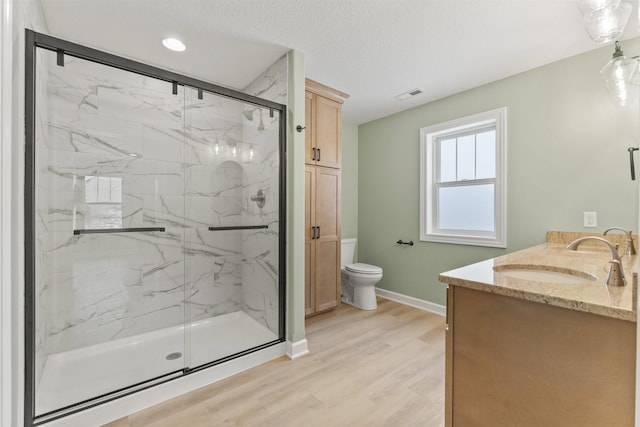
[[304, 79, 348, 317]]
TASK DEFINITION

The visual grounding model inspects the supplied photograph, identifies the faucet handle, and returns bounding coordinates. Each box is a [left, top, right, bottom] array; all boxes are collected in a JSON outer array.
[[626, 232, 637, 256], [603, 227, 636, 256], [604, 226, 629, 236], [607, 259, 626, 286], [567, 236, 627, 286]]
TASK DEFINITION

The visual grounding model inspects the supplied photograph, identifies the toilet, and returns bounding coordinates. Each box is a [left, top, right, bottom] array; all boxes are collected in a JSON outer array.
[[341, 238, 383, 310]]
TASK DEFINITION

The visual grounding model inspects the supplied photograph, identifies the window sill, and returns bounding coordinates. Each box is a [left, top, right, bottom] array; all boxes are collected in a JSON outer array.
[[421, 233, 506, 248]]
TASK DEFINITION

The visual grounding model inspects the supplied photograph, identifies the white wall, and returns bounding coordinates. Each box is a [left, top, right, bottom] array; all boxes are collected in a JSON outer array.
[[3, 2, 49, 425], [0, 0, 14, 424]]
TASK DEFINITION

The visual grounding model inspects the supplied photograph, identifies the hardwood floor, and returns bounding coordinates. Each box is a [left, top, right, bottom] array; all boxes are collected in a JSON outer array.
[[105, 297, 445, 426]]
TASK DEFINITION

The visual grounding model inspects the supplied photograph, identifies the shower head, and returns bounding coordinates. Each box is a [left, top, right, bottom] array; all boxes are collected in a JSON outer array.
[[243, 108, 257, 121]]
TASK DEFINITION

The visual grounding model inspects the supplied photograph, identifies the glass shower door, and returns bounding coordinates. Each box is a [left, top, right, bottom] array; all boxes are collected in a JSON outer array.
[[33, 48, 188, 416], [183, 88, 281, 369]]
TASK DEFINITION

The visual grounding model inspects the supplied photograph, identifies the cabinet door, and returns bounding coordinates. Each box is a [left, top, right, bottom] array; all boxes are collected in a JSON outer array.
[[445, 286, 454, 427], [314, 95, 341, 169], [315, 167, 341, 240], [450, 286, 635, 426], [314, 167, 341, 312], [315, 240, 339, 312], [304, 91, 315, 165], [304, 166, 315, 315]]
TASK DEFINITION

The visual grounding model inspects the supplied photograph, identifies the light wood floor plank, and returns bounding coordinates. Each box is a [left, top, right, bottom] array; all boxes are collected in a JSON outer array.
[[104, 298, 445, 426]]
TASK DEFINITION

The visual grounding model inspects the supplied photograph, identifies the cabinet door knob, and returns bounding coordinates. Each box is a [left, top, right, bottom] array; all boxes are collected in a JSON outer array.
[[317, 226, 320, 239], [312, 147, 316, 161], [317, 148, 321, 161]]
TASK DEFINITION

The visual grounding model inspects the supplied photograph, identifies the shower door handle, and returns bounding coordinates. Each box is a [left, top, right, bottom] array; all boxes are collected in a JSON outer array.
[[73, 227, 166, 235]]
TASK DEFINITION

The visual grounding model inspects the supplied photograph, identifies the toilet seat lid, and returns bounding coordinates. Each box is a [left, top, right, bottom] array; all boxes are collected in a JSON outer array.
[[345, 263, 383, 274]]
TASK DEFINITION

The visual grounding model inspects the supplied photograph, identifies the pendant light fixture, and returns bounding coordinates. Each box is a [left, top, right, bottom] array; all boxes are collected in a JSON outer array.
[[579, 0, 631, 44], [600, 41, 640, 106]]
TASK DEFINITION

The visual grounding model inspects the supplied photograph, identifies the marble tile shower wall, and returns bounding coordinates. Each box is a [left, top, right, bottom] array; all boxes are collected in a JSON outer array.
[[241, 55, 287, 334], [37, 50, 286, 355], [182, 88, 279, 327]]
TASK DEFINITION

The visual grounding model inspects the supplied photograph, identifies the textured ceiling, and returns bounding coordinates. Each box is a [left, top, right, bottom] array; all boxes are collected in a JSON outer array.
[[39, 0, 639, 124]]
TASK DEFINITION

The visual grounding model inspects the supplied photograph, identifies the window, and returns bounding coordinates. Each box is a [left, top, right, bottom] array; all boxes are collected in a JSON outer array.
[[84, 176, 122, 204], [83, 176, 123, 229], [420, 107, 507, 248]]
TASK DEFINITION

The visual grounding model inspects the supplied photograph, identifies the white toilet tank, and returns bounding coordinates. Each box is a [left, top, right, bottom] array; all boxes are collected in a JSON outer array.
[[341, 238, 357, 266]]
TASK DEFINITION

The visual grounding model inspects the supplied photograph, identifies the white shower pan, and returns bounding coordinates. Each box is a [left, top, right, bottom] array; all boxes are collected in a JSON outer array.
[[36, 311, 278, 415]]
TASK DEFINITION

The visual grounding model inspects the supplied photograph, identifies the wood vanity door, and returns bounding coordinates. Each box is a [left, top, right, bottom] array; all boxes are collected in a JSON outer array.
[[445, 286, 453, 427], [448, 286, 635, 426]]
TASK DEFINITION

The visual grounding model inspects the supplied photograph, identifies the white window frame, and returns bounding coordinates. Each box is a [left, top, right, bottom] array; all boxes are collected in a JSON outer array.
[[420, 107, 507, 248]]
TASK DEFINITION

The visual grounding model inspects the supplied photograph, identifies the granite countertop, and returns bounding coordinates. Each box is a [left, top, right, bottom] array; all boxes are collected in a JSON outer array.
[[439, 231, 638, 322]]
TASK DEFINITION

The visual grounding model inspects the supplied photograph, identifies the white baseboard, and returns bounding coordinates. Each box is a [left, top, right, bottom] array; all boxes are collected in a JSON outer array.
[[286, 338, 309, 360], [375, 288, 446, 316]]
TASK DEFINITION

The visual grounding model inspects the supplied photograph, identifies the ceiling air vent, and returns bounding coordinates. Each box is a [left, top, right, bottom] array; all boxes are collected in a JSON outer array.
[[395, 88, 423, 101]]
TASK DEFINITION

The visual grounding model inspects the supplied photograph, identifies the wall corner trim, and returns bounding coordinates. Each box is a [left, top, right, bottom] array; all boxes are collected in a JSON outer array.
[[286, 339, 309, 360], [375, 288, 446, 316]]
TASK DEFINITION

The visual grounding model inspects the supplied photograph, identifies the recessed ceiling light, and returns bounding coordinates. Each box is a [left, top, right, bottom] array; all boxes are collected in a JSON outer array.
[[162, 38, 186, 52]]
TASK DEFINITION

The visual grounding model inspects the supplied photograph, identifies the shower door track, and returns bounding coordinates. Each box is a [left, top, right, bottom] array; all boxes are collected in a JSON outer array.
[[24, 29, 287, 427], [33, 339, 282, 426], [34, 369, 185, 426]]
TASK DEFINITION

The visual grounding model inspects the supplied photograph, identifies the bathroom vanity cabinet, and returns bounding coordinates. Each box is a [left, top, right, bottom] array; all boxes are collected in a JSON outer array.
[[441, 238, 637, 427], [304, 79, 348, 317], [445, 286, 635, 426]]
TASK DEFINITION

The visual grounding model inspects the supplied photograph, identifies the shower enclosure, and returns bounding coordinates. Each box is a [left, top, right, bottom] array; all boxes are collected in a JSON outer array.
[[24, 31, 286, 425]]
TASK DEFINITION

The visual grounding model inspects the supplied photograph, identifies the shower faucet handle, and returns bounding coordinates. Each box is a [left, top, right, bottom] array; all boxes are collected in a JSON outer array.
[[250, 189, 266, 208]]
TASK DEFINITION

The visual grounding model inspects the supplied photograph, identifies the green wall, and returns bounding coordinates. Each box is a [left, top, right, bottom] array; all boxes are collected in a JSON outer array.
[[358, 40, 640, 307], [341, 121, 359, 240], [287, 50, 306, 344]]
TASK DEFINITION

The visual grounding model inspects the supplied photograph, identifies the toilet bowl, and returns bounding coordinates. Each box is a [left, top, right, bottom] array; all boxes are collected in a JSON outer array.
[[341, 239, 383, 310]]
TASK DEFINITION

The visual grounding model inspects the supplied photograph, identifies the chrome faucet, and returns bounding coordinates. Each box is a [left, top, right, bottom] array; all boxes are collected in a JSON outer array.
[[566, 237, 626, 286], [603, 227, 637, 256]]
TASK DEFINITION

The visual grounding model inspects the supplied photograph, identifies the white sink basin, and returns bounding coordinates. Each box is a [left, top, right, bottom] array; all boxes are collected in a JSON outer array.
[[493, 264, 597, 284]]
